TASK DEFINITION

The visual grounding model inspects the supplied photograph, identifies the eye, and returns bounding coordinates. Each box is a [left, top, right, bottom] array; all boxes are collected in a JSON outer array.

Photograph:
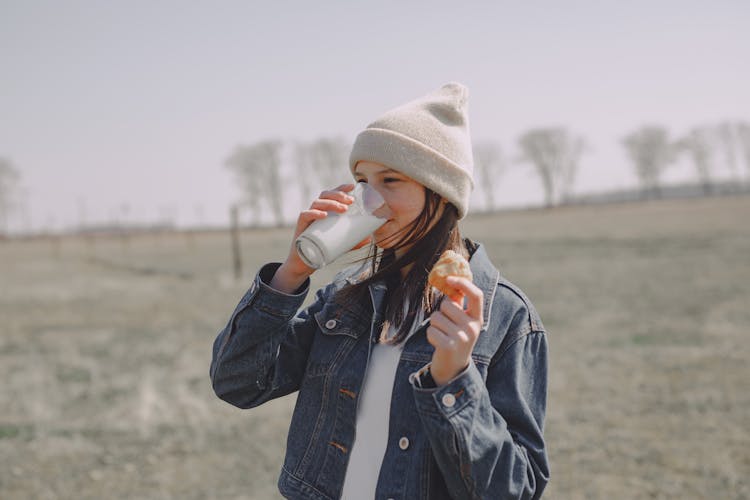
[[383, 177, 400, 184]]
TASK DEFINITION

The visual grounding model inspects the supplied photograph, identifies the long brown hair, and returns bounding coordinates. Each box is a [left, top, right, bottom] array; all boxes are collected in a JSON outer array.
[[335, 187, 467, 344]]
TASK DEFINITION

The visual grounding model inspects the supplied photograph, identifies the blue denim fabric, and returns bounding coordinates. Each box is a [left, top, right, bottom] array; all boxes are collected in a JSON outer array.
[[210, 243, 549, 499]]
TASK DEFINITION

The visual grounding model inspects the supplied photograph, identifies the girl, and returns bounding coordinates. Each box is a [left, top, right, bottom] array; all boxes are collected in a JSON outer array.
[[210, 83, 549, 499]]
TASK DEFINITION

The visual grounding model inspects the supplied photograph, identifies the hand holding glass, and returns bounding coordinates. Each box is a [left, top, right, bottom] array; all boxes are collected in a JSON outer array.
[[295, 182, 386, 269]]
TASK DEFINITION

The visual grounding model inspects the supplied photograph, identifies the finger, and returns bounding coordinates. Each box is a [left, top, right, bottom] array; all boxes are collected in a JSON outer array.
[[439, 298, 468, 324], [448, 292, 464, 305], [310, 199, 349, 213], [428, 313, 471, 344], [445, 276, 484, 320], [317, 192, 354, 206], [320, 184, 356, 202], [428, 311, 453, 333], [438, 300, 480, 343], [294, 209, 328, 235], [299, 208, 328, 220], [426, 325, 456, 350], [298, 209, 328, 224]]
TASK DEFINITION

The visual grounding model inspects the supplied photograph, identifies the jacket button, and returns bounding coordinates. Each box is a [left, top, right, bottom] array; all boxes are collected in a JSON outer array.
[[398, 437, 409, 450], [441, 393, 456, 408], [325, 319, 337, 329]]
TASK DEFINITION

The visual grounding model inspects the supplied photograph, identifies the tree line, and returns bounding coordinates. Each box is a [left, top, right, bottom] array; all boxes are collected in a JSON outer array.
[[226, 120, 750, 225], [1, 120, 749, 235]]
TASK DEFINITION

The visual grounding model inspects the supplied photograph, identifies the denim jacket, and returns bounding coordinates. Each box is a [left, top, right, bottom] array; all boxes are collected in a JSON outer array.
[[210, 242, 549, 499]]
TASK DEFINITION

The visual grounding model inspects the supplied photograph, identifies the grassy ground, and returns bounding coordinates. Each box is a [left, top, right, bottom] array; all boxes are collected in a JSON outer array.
[[1, 195, 748, 499]]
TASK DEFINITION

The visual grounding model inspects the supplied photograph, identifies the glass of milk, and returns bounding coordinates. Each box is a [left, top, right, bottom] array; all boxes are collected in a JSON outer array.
[[295, 182, 386, 269]]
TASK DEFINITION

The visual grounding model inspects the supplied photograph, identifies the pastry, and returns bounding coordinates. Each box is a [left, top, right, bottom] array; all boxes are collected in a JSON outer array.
[[428, 250, 472, 300]]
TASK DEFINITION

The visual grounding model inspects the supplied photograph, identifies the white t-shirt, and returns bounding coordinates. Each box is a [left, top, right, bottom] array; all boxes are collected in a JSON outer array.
[[341, 308, 424, 500]]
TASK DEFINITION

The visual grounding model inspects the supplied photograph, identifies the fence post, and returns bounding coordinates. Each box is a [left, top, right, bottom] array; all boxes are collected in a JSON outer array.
[[230, 205, 242, 280]]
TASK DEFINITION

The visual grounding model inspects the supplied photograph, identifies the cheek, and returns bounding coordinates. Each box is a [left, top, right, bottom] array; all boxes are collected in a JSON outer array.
[[402, 195, 426, 217], [383, 186, 426, 220]]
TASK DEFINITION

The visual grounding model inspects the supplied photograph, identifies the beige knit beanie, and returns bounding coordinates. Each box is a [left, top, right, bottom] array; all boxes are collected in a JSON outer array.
[[349, 82, 475, 219]]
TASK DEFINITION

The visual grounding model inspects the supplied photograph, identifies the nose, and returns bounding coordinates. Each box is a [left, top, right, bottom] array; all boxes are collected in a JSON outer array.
[[373, 203, 391, 219], [361, 184, 390, 219]]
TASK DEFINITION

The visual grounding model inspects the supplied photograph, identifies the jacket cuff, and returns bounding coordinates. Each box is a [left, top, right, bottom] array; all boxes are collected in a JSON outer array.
[[237, 263, 309, 318], [408, 363, 437, 389], [411, 359, 483, 419]]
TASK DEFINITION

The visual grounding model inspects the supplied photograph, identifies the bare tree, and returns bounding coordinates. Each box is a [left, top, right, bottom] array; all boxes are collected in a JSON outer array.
[[0, 157, 20, 236], [676, 126, 718, 195], [297, 137, 349, 199], [736, 122, 750, 179], [622, 126, 677, 199], [516, 128, 585, 208], [294, 141, 315, 205], [472, 141, 505, 212], [716, 121, 741, 181], [225, 140, 284, 227]]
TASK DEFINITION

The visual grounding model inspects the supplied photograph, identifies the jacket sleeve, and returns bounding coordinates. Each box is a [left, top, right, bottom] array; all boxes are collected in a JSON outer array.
[[411, 320, 549, 499], [210, 262, 329, 409]]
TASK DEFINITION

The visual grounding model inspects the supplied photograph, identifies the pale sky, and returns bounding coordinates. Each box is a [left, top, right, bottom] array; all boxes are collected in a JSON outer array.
[[1, 1, 749, 232]]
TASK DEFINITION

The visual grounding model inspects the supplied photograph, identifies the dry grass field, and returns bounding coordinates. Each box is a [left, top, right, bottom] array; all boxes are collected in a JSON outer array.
[[1, 195, 749, 499]]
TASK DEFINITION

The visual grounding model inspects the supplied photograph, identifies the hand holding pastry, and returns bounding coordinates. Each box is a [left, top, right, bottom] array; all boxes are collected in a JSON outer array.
[[426, 251, 483, 386]]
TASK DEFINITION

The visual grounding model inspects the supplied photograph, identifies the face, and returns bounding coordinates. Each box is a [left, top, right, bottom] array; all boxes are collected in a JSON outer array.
[[353, 161, 426, 254]]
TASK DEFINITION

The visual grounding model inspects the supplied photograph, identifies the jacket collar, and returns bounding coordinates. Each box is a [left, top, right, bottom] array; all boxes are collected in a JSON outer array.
[[467, 242, 500, 330]]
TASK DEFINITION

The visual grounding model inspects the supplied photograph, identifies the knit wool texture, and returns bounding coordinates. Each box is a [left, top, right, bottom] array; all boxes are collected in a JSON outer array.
[[349, 82, 475, 219]]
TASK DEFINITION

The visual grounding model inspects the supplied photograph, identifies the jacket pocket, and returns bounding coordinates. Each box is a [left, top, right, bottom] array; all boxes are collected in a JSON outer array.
[[305, 301, 368, 377], [313, 301, 366, 339]]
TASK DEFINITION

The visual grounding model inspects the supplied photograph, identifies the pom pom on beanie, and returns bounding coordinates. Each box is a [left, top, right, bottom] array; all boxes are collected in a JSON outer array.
[[349, 82, 475, 219]]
